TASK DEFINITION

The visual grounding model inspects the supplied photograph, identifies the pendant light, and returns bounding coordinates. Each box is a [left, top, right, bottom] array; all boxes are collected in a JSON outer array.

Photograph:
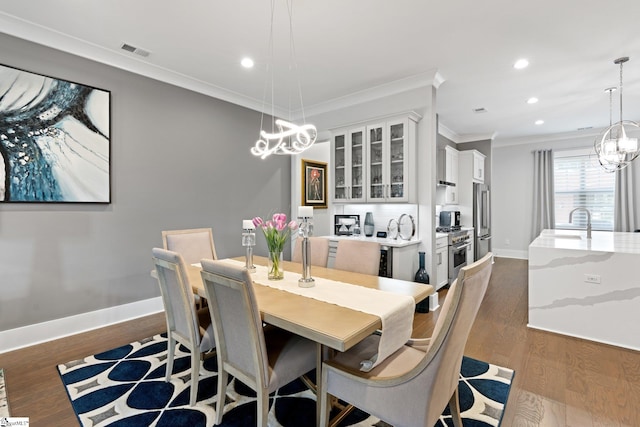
[[594, 57, 640, 172], [251, 0, 317, 159]]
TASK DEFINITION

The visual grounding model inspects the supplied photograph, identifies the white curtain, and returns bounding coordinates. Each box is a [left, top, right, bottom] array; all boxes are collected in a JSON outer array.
[[614, 162, 637, 232], [532, 149, 555, 240]]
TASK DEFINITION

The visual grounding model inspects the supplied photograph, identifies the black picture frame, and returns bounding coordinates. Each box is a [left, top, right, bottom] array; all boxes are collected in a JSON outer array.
[[301, 159, 327, 208], [0, 63, 111, 203]]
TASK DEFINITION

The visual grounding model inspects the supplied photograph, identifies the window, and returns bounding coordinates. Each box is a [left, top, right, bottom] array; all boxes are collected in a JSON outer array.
[[554, 148, 615, 231]]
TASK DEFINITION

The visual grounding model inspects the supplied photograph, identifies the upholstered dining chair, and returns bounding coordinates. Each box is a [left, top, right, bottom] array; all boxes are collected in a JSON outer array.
[[162, 228, 218, 265], [152, 248, 216, 406], [200, 259, 317, 426], [162, 228, 217, 308], [292, 236, 330, 267], [333, 239, 381, 275], [318, 252, 494, 427]]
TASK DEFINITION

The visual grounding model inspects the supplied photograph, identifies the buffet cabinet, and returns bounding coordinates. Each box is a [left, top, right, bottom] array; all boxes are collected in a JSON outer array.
[[332, 113, 419, 203]]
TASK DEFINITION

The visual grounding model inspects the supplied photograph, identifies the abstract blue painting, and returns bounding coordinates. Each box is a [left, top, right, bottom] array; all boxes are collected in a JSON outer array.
[[0, 63, 110, 203]]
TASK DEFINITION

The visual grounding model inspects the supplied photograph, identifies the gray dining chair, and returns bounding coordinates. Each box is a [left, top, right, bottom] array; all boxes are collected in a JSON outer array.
[[292, 236, 330, 267], [162, 228, 217, 308], [333, 239, 381, 275], [200, 259, 317, 426], [162, 228, 218, 265], [318, 253, 494, 427], [152, 248, 216, 406]]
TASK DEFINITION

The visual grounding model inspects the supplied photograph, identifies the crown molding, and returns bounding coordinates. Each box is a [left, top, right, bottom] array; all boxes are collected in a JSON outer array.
[[303, 69, 443, 119], [490, 128, 604, 148], [438, 122, 495, 144], [0, 12, 285, 114], [1, 12, 444, 120]]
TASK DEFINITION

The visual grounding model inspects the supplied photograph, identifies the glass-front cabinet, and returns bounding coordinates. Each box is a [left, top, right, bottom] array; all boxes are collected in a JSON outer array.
[[332, 127, 366, 202], [367, 119, 409, 202], [332, 113, 418, 204]]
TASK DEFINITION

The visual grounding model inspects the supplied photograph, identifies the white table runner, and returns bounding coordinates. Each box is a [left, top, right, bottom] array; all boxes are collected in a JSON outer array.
[[219, 259, 415, 371]]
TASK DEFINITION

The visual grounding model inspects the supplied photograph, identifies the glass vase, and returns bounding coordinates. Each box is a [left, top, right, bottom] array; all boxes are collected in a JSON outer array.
[[268, 251, 284, 280], [364, 212, 374, 237]]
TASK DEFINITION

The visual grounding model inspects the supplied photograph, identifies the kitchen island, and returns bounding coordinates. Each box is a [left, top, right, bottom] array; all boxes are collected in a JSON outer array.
[[529, 229, 640, 351]]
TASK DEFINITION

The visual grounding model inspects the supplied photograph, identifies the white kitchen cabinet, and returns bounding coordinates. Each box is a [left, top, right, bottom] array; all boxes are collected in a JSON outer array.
[[460, 149, 486, 184], [332, 113, 418, 203], [436, 235, 449, 289], [466, 228, 474, 262], [444, 146, 459, 205], [472, 150, 486, 183], [332, 127, 366, 203], [366, 118, 412, 202]]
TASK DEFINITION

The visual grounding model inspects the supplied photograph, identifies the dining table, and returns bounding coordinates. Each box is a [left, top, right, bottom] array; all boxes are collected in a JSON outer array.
[[185, 256, 432, 352], [156, 255, 434, 425]]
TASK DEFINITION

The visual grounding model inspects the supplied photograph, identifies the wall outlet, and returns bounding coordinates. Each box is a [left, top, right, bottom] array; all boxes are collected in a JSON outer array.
[[584, 274, 601, 284], [505, 238, 510, 246]]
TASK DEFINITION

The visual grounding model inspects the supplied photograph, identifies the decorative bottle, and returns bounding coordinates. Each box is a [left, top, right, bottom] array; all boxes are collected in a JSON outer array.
[[414, 251, 430, 313], [364, 212, 374, 237]]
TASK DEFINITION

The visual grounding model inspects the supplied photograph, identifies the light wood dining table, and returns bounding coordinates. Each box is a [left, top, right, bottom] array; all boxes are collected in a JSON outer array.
[[158, 255, 433, 425], [185, 256, 433, 352]]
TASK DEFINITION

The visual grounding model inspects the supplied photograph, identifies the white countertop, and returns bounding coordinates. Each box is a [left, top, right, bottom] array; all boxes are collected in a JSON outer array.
[[530, 229, 640, 254], [320, 235, 421, 248]]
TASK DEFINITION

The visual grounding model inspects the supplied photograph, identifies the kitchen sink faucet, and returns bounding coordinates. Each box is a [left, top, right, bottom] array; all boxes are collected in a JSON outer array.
[[569, 207, 592, 239]]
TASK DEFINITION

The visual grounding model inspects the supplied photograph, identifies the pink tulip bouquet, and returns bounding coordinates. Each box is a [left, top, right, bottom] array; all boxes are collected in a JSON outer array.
[[253, 213, 298, 279]]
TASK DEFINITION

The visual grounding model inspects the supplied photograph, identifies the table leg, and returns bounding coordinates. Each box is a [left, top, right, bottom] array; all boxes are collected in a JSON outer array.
[[315, 343, 323, 427]]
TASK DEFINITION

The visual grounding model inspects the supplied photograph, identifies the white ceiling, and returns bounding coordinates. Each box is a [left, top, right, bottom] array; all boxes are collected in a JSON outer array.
[[1, 0, 640, 143]]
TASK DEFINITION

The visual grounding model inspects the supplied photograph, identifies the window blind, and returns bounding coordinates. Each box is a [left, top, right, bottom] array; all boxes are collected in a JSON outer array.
[[554, 148, 615, 231]]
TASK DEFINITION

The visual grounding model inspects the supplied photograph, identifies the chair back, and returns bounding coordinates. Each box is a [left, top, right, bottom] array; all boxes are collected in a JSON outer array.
[[162, 228, 217, 265], [200, 259, 270, 388], [152, 248, 201, 347], [418, 252, 493, 423], [333, 240, 380, 275], [292, 236, 330, 267]]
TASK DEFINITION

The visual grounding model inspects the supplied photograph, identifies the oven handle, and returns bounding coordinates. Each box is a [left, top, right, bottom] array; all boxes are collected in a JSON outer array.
[[453, 243, 471, 250]]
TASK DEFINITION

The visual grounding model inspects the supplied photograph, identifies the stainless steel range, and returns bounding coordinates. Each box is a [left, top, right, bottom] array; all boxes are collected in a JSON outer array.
[[447, 230, 471, 284]]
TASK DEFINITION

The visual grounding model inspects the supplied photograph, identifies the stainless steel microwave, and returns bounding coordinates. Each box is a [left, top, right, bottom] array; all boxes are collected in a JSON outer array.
[[439, 210, 461, 228]]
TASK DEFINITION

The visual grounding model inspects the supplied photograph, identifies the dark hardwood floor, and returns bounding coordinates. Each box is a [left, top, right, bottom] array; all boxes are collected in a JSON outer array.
[[1, 257, 639, 426]]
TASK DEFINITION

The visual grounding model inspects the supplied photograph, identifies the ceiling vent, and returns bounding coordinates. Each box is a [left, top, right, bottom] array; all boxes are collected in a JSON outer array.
[[472, 107, 488, 114], [120, 43, 151, 57]]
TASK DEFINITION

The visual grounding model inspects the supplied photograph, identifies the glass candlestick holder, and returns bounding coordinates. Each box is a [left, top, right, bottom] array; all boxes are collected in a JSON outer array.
[[297, 216, 315, 287], [242, 225, 256, 273]]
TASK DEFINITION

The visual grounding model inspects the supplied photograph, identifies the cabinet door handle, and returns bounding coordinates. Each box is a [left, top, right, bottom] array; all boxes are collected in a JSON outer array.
[[438, 252, 442, 265]]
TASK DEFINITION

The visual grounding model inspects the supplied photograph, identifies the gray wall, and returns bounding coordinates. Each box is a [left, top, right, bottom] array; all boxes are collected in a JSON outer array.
[[0, 33, 291, 331]]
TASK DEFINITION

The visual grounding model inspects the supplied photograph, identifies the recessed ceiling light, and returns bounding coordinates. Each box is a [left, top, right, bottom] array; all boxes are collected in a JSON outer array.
[[527, 97, 539, 104], [514, 59, 529, 70], [241, 57, 254, 68], [535, 120, 544, 125]]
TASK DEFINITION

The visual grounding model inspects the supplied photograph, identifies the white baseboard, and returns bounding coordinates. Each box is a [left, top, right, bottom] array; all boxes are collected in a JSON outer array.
[[493, 248, 528, 259], [0, 297, 164, 354]]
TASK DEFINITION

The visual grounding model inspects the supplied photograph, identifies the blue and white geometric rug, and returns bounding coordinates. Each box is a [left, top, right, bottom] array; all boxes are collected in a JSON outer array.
[[0, 368, 9, 417], [57, 334, 514, 427]]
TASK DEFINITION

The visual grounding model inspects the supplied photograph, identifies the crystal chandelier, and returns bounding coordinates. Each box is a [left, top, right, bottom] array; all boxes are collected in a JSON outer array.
[[594, 57, 640, 172], [251, 0, 317, 159]]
